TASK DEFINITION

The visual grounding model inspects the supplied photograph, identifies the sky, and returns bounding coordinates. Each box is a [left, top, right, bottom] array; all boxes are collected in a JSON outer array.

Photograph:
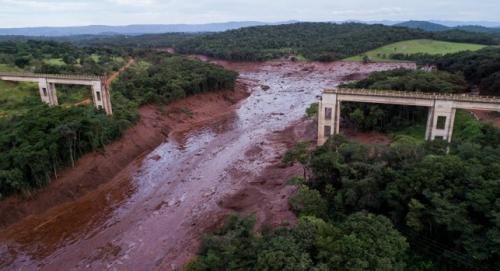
[[1, 0, 499, 28]]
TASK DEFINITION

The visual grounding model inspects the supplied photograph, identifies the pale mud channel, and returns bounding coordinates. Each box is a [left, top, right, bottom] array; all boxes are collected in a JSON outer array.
[[0, 60, 415, 270]]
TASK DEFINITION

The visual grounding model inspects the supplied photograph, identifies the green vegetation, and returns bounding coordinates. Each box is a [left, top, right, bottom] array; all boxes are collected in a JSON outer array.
[[0, 63, 21, 72], [112, 54, 237, 105], [0, 81, 40, 117], [345, 39, 486, 62], [340, 69, 467, 133], [435, 47, 500, 96], [175, 23, 499, 62], [382, 47, 500, 96], [0, 50, 238, 198], [190, 122, 500, 270], [176, 23, 431, 61], [72, 33, 200, 48], [43, 58, 66, 66], [188, 213, 409, 271], [0, 40, 129, 75]]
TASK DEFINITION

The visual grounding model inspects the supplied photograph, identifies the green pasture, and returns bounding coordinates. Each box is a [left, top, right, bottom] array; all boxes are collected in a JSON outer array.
[[345, 39, 487, 62]]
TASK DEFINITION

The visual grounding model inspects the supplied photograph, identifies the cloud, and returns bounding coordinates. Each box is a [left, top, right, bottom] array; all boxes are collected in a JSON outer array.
[[0, 0, 498, 28], [107, 0, 159, 6], [0, 0, 90, 12], [329, 7, 404, 17]]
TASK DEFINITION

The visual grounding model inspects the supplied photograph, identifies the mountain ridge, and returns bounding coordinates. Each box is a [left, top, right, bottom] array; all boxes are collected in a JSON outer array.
[[1, 20, 499, 37]]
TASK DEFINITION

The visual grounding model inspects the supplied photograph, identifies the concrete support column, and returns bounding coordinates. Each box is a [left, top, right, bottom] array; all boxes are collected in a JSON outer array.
[[425, 100, 456, 142], [425, 106, 434, 140], [91, 81, 113, 115], [48, 83, 59, 106], [317, 93, 339, 145], [38, 80, 58, 106], [38, 79, 51, 105]]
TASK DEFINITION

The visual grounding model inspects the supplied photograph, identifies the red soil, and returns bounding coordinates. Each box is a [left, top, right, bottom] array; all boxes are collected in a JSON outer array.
[[0, 60, 413, 271], [0, 83, 250, 230], [470, 110, 500, 128], [106, 58, 135, 87]]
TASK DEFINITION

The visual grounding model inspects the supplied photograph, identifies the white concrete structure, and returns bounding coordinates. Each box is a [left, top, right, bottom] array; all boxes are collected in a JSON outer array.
[[0, 72, 113, 115], [318, 88, 500, 145]]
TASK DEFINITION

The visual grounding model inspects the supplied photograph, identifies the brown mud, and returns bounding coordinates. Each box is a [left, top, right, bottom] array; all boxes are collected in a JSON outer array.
[[0, 84, 250, 229], [470, 110, 500, 128], [0, 60, 415, 270]]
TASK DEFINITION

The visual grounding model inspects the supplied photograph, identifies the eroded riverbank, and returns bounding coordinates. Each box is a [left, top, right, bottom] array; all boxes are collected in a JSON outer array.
[[0, 60, 415, 270]]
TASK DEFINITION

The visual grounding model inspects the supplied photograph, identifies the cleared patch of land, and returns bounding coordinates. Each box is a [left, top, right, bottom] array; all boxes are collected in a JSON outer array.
[[345, 39, 487, 61]]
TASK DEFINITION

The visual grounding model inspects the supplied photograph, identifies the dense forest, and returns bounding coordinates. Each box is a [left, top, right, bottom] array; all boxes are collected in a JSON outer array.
[[189, 118, 500, 270], [0, 40, 129, 75], [112, 53, 237, 105], [340, 69, 467, 132], [174, 23, 500, 61], [389, 47, 500, 96], [0, 51, 237, 198]]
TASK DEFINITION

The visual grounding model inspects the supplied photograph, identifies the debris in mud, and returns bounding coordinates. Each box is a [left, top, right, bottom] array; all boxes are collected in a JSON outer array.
[[150, 155, 162, 161], [261, 85, 270, 91]]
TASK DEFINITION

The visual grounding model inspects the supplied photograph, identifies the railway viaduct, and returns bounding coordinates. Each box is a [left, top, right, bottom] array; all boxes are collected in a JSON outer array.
[[318, 88, 500, 145], [0, 72, 113, 115]]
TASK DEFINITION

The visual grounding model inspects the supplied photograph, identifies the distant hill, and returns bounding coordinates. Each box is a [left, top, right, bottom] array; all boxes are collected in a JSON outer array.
[[175, 22, 432, 61], [455, 25, 500, 34], [396, 21, 500, 36], [174, 22, 500, 61], [395, 21, 450, 32], [0, 21, 297, 37]]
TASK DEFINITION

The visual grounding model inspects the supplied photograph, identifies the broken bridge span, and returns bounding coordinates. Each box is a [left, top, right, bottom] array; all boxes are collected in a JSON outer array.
[[0, 72, 113, 115]]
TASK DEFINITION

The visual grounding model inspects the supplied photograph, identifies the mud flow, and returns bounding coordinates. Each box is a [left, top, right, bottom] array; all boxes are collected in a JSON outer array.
[[0, 61, 414, 270]]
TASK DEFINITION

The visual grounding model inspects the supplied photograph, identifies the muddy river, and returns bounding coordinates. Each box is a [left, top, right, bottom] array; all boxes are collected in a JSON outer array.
[[0, 61, 414, 270]]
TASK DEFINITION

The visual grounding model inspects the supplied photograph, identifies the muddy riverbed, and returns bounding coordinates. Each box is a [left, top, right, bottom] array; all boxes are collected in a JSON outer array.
[[0, 60, 415, 270]]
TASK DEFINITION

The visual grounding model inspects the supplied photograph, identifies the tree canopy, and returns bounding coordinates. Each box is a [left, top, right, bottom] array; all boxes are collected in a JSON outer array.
[[175, 23, 500, 61]]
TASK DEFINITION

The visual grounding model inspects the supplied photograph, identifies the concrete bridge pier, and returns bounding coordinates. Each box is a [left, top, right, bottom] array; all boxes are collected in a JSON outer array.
[[317, 93, 341, 145], [425, 101, 456, 142], [317, 88, 500, 146], [38, 79, 58, 106], [91, 81, 113, 115]]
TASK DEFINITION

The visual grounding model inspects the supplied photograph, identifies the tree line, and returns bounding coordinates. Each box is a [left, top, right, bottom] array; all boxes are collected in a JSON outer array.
[[0, 39, 129, 75], [389, 47, 500, 96], [111, 52, 238, 105], [174, 23, 500, 62]]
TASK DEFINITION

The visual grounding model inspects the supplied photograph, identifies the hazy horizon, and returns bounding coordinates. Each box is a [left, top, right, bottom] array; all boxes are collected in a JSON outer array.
[[1, 0, 499, 28]]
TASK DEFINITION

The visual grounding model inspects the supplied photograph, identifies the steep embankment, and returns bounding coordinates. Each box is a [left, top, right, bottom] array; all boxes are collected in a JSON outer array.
[[0, 84, 249, 229]]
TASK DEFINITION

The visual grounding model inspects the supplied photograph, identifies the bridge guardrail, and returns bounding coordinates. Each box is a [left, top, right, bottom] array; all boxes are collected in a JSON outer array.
[[326, 88, 500, 104], [0, 72, 104, 81]]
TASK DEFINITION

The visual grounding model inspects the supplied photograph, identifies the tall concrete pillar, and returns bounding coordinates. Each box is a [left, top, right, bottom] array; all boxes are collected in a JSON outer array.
[[318, 93, 340, 145], [38, 79, 58, 106], [48, 83, 59, 106], [38, 79, 51, 105], [425, 100, 456, 142], [425, 106, 434, 140], [91, 80, 113, 115]]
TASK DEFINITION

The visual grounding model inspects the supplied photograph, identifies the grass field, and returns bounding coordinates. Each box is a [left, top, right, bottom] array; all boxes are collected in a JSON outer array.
[[345, 39, 487, 62], [0, 81, 40, 117], [0, 64, 21, 72], [44, 58, 66, 66]]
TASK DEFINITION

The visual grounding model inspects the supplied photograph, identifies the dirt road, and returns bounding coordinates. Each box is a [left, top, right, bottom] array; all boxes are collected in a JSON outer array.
[[0, 60, 414, 270]]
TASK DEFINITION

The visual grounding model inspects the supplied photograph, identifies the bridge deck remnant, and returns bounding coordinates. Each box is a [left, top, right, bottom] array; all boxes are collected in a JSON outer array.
[[0, 72, 112, 115], [318, 88, 500, 145]]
